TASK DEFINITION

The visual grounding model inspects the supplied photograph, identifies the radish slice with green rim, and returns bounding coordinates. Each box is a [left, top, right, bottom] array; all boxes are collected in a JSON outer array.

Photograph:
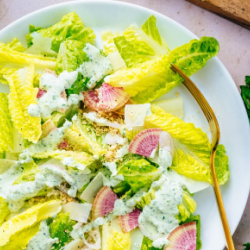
[[92, 186, 118, 220], [128, 128, 162, 157], [164, 221, 196, 250], [97, 83, 130, 112], [119, 208, 141, 233]]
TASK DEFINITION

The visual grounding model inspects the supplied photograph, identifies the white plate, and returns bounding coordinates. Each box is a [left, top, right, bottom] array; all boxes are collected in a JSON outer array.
[[0, 1, 249, 249]]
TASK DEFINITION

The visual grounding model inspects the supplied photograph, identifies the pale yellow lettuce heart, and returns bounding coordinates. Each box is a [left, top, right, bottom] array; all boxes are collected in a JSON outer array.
[[6, 65, 42, 143]]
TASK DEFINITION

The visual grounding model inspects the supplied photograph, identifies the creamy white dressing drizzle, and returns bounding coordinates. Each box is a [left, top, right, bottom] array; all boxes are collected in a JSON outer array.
[[138, 175, 183, 244], [103, 162, 117, 176], [73, 189, 145, 238], [26, 220, 58, 250], [28, 71, 78, 119], [83, 112, 122, 128], [28, 120, 71, 154], [78, 43, 113, 89]]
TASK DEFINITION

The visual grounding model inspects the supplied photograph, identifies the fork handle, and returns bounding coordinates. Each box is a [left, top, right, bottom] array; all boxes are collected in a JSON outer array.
[[211, 150, 235, 250]]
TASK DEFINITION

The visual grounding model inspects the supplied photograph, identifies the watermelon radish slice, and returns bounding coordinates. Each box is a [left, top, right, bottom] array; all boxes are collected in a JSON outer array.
[[37, 89, 47, 98], [92, 186, 118, 220], [119, 208, 141, 233], [40, 119, 56, 140], [164, 221, 196, 250], [97, 83, 130, 112], [83, 90, 99, 111], [128, 128, 162, 157], [58, 139, 69, 150]]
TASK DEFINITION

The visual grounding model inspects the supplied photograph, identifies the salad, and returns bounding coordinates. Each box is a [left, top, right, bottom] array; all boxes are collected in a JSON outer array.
[[0, 12, 230, 250]]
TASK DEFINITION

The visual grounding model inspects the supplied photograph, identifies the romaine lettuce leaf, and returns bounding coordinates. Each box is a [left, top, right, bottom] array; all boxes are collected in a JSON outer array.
[[113, 15, 169, 68], [118, 155, 161, 192], [0, 200, 61, 247], [25, 32, 57, 57], [13, 161, 40, 185], [26, 12, 96, 53], [31, 150, 95, 167], [171, 144, 229, 185], [0, 66, 41, 86], [56, 40, 87, 74], [106, 37, 219, 103], [75, 116, 108, 156], [177, 192, 197, 222], [6, 65, 42, 143], [0, 42, 56, 72], [101, 30, 120, 54], [64, 122, 94, 153], [0, 93, 13, 152], [0, 197, 10, 226], [145, 105, 211, 151], [48, 212, 76, 250], [141, 236, 163, 250], [169, 36, 219, 77], [7, 38, 26, 52], [0, 222, 40, 250]]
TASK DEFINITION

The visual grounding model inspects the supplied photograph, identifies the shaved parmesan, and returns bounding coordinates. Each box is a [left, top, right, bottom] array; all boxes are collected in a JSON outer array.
[[125, 104, 151, 130], [62, 202, 92, 223]]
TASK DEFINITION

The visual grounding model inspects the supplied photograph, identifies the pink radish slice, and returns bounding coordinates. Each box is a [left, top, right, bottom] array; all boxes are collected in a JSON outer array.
[[83, 91, 99, 111], [164, 221, 197, 250], [92, 186, 118, 220], [37, 89, 47, 98], [128, 128, 162, 157], [58, 139, 69, 150], [119, 208, 141, 233], [97, 83, 130, 112]]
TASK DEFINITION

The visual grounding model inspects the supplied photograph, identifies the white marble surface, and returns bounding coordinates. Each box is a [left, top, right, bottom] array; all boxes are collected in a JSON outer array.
[[0, 0, 249, 249]]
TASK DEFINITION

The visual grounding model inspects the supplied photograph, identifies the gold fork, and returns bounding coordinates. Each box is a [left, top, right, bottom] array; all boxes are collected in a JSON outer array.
[[170, 63, 235, 250]]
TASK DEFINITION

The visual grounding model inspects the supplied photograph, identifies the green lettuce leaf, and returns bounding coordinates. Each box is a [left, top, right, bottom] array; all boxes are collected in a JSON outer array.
[[75, 116, 108, 156], [48, 212, 76, 250], [0, 93, 13, 152], [0, 200, 61, 247], [7, 38, 26, 52], [113, 15, 169, 68], [141, 236, 163, 250], [106, 37, 219, 103], [13, 161, 39, 185], [25, 32, 57, 57], [0, 42, 56, 73], [0, 222, 40, 250], [181, 214, 202, 250], [169, 36, 220, 76], [0, 65, 41, 86], [177, 192, 197, 222], [31, 150, 95, 167], [172, 144, 230, 185], [118, 155, 161, 193], [26, 12, 96, 53], [101, 30, 120, 54], [6, 65, 42, 143], [0, 197, 10, 226], [56, 40, 87, 74], [145, 105, 211, 151]]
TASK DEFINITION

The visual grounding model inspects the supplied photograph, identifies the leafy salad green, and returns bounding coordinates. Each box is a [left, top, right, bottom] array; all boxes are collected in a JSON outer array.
[[0, 11, 229, 250]]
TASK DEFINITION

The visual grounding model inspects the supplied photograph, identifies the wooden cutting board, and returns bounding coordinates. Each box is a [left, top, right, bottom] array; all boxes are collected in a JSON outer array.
[[185, 0, 250, 30]]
